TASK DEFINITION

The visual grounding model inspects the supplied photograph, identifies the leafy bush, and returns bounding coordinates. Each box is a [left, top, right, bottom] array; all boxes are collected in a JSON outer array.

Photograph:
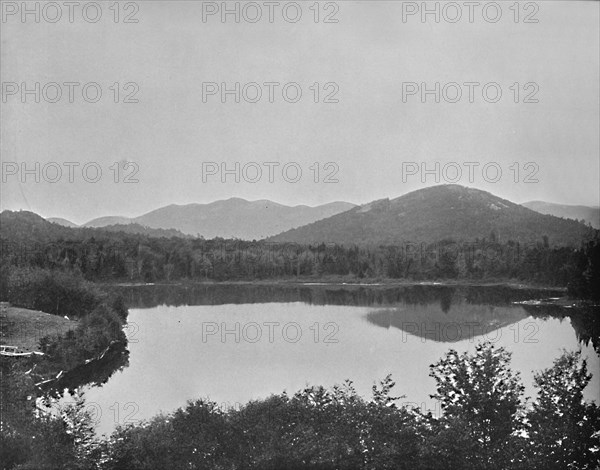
[[426, 343, 525, 469], [100, 344, 599, 470], [40, 303, 127, 371], [527, 350, 600, 469]]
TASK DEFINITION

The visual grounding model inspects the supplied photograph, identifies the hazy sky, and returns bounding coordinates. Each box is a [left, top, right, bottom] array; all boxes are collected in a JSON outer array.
[[1, 0, 598, 224]]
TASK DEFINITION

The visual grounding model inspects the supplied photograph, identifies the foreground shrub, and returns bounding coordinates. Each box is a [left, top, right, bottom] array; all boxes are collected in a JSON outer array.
[[526, 350, 600, 469], [2, 266, 106, 319], [3, 343, 599, 469]]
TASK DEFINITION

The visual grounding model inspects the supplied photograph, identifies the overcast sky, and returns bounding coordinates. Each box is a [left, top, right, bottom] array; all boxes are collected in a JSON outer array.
[[1, 0, 598, 224]]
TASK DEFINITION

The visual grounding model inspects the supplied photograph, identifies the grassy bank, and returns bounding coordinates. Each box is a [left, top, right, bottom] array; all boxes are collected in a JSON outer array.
[[0, 266, 129, 378], [0, 304, 76, 353]]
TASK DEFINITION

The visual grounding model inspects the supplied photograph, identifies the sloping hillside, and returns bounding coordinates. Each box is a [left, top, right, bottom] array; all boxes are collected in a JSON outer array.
[[1, 210, 189, 244], [83, 216, 132, 228], [47, 217, 78, 228], [269, 185, 594, 246], [522, 201, 600, 229]]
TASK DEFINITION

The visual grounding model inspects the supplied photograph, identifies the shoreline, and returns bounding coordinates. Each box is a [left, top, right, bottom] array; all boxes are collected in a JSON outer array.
[[104, 278, 568, 292], [1, 281, 573, 356]]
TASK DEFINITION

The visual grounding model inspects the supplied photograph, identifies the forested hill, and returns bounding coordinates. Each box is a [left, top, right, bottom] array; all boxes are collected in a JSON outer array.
[[1, 207, 599, 294], [46, 214, 193, 238], [85, 223, 193, 239], [269, 185, 595, 246], [47, 217, 78, 227], [0, 210, 191, 243]]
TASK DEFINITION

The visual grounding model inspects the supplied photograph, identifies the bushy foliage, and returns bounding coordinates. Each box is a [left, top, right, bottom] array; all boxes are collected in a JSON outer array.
[[0, 265, 129, 374], [3, 343, 599, 469], [97, 345, 598, 470], [39, 303, 127, 371], [526, 350, 600, 469], [425, 343, 525, 469], [1, 266, 106, 318], [0, 265, 128, 468], [14, 394, 102, 470], [0, 363, 100, 470], [103, 378, 422, 470]]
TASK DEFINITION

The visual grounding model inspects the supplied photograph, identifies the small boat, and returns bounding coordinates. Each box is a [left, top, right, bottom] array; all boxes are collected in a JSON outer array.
[[0, 345, 45, 357]]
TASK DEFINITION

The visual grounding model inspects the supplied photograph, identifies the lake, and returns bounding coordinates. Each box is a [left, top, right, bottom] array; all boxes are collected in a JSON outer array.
[[76, 284, 600, 436]]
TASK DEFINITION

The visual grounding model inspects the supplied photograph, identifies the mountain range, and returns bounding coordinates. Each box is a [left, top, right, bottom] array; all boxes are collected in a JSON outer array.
[[0, 210, 191, 243], [366, 304, 527, 343], [268, 185, 594, 246], [521, 201, 599, 229], [49, 199, 356, 240], [35, 186, 598, 245]]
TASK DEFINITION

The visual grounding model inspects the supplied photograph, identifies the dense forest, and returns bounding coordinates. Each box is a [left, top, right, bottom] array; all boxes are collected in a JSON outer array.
[[1, 211, 600, 298]]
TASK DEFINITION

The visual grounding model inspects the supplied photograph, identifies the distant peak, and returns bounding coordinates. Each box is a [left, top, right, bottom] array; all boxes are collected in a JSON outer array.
[[391, 184, 485, 201]]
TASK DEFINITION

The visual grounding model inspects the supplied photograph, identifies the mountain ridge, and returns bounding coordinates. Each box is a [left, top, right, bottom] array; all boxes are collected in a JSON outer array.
[[81, 199, 357, 240], [1, 211, 191, 241], [268, 185, 595, 246], [47, 217, 78, 228], [19, 187, 598, 245], [522, 201, 599, 229]]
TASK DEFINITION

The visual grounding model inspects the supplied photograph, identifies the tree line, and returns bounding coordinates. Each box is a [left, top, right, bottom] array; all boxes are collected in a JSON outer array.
[[2, 233, 599, 297]]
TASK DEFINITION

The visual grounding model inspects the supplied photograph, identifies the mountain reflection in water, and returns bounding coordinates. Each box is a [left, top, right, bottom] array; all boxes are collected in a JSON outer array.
[[77, 283, 599, 435], [366, 304, 527, 343]]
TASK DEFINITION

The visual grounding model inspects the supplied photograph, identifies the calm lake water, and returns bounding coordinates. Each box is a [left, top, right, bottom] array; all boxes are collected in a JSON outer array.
[[77, 284, 599, 436]]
